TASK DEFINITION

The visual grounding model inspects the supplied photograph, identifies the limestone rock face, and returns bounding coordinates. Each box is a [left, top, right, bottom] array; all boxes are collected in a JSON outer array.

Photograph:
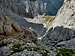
[[52, 0, 75, 30]]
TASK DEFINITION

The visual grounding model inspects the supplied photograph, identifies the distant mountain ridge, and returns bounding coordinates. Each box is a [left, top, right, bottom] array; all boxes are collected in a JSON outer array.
[[0, 0, 63, 17]]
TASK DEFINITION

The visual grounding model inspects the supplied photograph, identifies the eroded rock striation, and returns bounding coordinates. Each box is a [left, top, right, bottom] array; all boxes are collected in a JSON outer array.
[[0, 0, 46, 18]]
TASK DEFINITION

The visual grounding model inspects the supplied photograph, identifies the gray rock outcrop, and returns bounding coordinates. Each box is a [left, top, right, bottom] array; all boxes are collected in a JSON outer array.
[[41, 26, 75, 48]]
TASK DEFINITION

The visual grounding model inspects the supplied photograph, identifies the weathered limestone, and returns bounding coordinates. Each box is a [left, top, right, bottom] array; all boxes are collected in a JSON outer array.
[[52, 0, 75, 30]]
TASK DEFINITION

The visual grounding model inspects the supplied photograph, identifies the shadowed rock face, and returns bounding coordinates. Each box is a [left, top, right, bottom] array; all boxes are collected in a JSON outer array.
[[41, 26, 75, 49], [0, 16, 37, 42], [0, 16, 22, 36], [0, 16, 50, 56]]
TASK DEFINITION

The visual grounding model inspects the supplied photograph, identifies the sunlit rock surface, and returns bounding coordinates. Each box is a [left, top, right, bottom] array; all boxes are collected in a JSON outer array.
[[52, 0, 75, 30], [25, 16, 55, 28], [40, 0, 75, 40]]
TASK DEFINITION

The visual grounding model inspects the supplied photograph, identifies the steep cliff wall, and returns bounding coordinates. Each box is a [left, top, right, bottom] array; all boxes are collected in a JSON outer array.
[[52, 0, 75, 30], [0, 0, 47, 18]]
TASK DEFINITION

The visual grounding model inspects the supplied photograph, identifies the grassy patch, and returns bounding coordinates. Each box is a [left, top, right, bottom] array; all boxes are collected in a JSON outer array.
[[56, 48, 75, 56]]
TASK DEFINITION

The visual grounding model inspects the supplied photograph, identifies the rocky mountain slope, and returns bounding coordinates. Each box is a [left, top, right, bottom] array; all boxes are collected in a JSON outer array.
[[0, 16, 50, 56], [40, 0, 75, 55], [1, 0, 75, 56], [0, 0, 64, 36]]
